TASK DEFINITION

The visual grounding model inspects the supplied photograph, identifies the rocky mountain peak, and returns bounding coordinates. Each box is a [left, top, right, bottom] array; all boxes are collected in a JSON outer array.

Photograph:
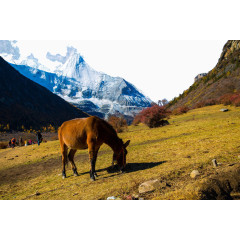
[[218, 40, 240, 63]]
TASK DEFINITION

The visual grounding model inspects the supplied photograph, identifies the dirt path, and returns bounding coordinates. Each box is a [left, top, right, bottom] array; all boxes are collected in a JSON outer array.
[[0, 151, 111, 186]]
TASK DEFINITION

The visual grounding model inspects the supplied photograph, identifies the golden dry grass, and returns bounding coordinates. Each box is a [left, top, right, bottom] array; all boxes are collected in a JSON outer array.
[[1, 104, 240, 200]]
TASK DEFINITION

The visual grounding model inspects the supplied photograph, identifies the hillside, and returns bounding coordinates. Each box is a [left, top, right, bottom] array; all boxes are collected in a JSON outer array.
[[1, 105, 240, 200], [169, 40, 240, 109], [0, 57, 88, 130]]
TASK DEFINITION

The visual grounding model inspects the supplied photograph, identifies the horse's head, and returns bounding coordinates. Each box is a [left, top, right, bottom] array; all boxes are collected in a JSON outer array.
[[113, 140, 130, 171]]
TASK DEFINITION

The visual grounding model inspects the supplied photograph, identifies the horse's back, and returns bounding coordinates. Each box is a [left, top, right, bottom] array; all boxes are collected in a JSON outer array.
[[58, 116, 104, 149]]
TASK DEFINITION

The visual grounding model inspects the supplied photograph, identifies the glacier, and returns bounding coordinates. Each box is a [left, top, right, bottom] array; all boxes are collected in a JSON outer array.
[[0, 41, 152, 119]]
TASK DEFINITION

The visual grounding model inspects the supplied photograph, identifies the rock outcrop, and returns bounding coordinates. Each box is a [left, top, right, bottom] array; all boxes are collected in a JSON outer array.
[[194, 73, 207, 82]]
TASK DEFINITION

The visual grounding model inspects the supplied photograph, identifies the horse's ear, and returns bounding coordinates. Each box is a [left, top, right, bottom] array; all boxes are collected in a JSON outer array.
[[124, 140, 130, 148]]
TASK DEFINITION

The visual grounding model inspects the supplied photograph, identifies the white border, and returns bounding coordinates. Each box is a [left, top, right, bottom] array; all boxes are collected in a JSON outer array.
[[1, 1, 240, 239]]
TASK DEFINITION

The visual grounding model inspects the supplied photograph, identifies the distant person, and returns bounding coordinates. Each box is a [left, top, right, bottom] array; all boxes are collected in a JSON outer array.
[[25, 140, 27, 146], [11, 138, 16, 148], [36, 132, 43, 146], [19, 137, 23, 147]]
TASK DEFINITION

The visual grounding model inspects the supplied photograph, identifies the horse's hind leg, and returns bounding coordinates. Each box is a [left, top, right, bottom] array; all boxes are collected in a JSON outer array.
[[59, 128, 68, 179], [92, 147, 99, 178], [61, 144, 68, 179], [68, 149, 78, 176]]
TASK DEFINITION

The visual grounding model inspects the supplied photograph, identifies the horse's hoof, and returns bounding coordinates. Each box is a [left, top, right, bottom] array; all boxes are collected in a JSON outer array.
[[94, 173, 98, 178], [62, 171, 66, 179], [90, 177, 95, 182], [73, 169, 79, 176]]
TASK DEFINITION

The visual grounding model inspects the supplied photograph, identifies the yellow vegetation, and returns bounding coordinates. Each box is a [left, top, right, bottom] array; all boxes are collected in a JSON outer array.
[[1, 105, 240, 200]]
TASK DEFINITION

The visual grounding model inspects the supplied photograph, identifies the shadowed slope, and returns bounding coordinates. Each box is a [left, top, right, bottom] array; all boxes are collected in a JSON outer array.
[[0, 57, 88, 130]]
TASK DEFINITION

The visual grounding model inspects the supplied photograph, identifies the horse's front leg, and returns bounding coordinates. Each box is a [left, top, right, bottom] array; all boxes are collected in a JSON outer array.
[[88, 148, 99, 181], [89, 150, 96, 181], [93, 148, 99, 178]]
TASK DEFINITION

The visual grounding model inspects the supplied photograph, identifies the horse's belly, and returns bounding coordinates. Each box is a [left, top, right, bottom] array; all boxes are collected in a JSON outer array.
[[63, 136, 88, 150], [76, 143, 88, 150], [67, 142, 88, 150]]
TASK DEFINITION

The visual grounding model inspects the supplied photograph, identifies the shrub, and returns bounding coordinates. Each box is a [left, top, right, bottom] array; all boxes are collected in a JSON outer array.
[[204, 99, 218, 106], [0, 142, 8, 149], [172, 106, 190, 115], [226, 71, 231, 77], [132, 115, 141, 126], [234, 98, 240, 107], [134, 105, 171, 128], [219, 93, 240, 106], [195, 102, 205, 109], [194, 99, 218, 109], [108, 115, 128, 133]]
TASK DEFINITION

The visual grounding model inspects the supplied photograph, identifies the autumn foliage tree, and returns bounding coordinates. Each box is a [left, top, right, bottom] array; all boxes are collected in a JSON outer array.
[[133, 105, 171, 128], [108, 115, 128, 133], [172, 106, 190, 115]]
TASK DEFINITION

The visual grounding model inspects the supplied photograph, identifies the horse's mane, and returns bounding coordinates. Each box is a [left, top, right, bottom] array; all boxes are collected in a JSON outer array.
[[98, 117, 123, 145]]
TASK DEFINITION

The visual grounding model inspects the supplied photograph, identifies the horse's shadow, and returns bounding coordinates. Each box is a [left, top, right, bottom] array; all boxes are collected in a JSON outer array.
[[124, 161, 166, 173], [78, 161, 166, 176], [102, 161, 166, 174]]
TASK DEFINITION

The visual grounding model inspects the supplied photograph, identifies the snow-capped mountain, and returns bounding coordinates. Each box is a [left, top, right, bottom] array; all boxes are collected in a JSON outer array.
[[0, 41, 152, 118]]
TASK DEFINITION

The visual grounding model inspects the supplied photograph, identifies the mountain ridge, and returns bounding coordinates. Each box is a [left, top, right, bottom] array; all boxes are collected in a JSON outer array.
[[0, 56, 88, 130]]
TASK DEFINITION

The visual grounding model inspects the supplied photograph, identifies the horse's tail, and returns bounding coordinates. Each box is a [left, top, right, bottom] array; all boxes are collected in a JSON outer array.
[[58, 126, 68, 166]]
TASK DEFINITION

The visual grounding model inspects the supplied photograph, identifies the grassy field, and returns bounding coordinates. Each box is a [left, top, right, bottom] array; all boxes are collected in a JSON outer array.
[[1, 104, 240, 200]]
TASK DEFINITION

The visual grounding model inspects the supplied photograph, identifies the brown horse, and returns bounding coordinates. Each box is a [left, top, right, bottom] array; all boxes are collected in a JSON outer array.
[[58, 116, 130, 181]]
